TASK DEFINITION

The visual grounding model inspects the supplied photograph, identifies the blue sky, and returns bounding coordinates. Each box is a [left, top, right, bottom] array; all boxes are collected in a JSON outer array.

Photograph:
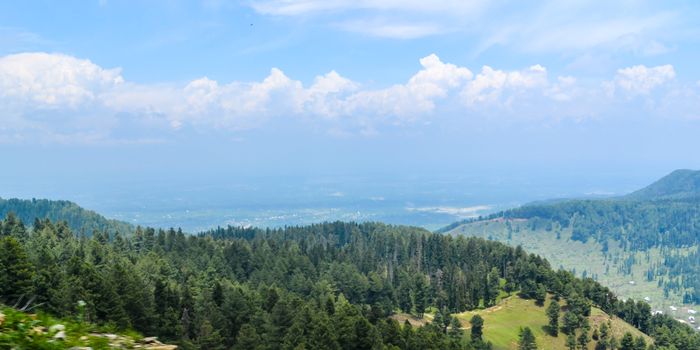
[[2, 0, 700, 198]]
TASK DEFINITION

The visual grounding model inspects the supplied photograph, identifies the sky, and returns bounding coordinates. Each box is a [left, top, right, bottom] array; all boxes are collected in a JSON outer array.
[[2, 0, 700, 216]]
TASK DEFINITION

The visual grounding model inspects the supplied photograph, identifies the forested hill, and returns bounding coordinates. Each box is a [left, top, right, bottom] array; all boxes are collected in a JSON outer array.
[[2, 213, 695, 349], [625, 169, 700, 200], [0, 197, 132, 236], [444, 169, 700, 306]]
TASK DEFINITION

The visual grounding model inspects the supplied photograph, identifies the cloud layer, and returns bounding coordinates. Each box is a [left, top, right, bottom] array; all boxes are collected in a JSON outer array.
[[0, 52, 690, 143]]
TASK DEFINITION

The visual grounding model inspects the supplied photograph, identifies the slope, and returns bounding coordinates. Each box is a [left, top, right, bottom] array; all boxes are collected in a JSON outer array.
[[625, 169, 700, 200], [444, 169, 700, 310], [0, 197, 132, 235], [454, 296, 651, 350]]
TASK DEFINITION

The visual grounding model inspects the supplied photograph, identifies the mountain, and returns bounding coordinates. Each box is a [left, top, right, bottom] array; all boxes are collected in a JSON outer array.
[[2, 203, 695, 349], [444, 169, 700, 310], [625, 169, 700, 200], [0, 197, 132, 235]]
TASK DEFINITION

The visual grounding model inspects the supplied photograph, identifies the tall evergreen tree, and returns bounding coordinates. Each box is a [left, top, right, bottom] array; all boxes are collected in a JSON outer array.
[[0, 236, 34, 303], [470, 314, 484, 342], [518, 327, 537, 350], [546, 299, 560, 336]]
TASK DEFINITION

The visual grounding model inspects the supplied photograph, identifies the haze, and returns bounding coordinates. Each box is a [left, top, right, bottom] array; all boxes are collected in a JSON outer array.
[[2, 1, 700, 230]]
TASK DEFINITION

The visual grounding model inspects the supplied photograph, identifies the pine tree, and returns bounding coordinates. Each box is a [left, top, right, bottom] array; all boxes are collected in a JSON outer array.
[[619, 332, 634, 350], [546, 300, 560, 336], [470, 314, 484, 342], [518, 327, 537, 350], [577, 327, 590, 350], [633, 336, 646, 350], [308, 313, 340, 350], [414, 274, 429, 318], [535, 284, 547, 306], [0, 236, 34, 303], [448, 317, 463, 340], [233, 323, 262, 350], [566, 333, 577, 350], [563, 311, 579, 334]]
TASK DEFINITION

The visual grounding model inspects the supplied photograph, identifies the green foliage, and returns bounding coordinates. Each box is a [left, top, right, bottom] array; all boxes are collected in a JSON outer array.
[[566, 333, 577, 350], [620, 332, 635, 350], [546, 299, 560, 336], [0, 236, 33, 303], [0, 210, 696, 349], [470, 314, 484, 341], [517, 327, 536, 350], [0, 305, 153, 349], [0, 198, 132, 237], [444, 170, 700, 305]]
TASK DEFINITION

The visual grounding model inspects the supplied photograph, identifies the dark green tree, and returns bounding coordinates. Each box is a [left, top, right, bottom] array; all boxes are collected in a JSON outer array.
[[546, 300, 560, 336], [620, 332, 635, 350], [566, 333, 577, 350], [518, 327, 537, 350], [0, 236, 33, 303], [535, 284, 547, 306], [470, 314, 484, 342]]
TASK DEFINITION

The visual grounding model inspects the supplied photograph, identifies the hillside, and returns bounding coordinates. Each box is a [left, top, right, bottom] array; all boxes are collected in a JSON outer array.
[[625, 169, 700, 200], [0, 197, 132, 236], [453, 296, 650, 350], [394, 295, 651, 350], [3, 207, 696, 349], [444, 169, 700, 311]]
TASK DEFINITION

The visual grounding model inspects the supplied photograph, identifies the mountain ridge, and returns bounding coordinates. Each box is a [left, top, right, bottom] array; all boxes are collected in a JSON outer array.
[[624, 169, 700, 201], [0, 197, 133, 235]]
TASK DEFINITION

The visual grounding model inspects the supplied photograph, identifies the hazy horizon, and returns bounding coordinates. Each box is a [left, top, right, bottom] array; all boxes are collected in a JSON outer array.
[[3, 1, 700, 230]]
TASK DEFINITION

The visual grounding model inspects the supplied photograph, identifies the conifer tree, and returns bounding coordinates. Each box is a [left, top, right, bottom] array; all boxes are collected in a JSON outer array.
[[518, 327, 537, 350], [0, 236, 33, 303], [470, 314, 484, 341], [547, 299, 560, 336]]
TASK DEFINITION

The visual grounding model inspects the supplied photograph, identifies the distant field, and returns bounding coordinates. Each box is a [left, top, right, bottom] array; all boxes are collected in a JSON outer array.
[[448, 219, 699, 312]]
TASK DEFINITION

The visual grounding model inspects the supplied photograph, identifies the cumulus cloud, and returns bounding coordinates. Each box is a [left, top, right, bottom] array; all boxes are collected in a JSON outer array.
[[462, 64, 548, 105], [606, 64, 675, 96], [0, 51, 694, 143], [0, 52, 123, 108], [340, 54, 472, 119], [1, 52, 479, 140]]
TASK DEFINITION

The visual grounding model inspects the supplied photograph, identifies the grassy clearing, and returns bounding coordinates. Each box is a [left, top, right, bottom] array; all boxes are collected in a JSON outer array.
[[452, 296, 650, 350]]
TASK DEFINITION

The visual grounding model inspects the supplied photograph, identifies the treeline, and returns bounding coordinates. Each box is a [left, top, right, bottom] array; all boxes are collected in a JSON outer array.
[[1, 215, 699, 349], [0, 198, 132, 236], [479, 197, 700, 303], [493, 198, 700, 251]]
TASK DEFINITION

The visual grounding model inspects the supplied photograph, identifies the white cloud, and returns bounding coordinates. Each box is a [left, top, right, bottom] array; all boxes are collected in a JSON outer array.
[[339, 54, 472, 119], [462, 64, 548, 105], [610, 64, 675, 95], [545, 76, 577, 102], [0, 51, 695, 143], [0, 52, 123, 108]]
